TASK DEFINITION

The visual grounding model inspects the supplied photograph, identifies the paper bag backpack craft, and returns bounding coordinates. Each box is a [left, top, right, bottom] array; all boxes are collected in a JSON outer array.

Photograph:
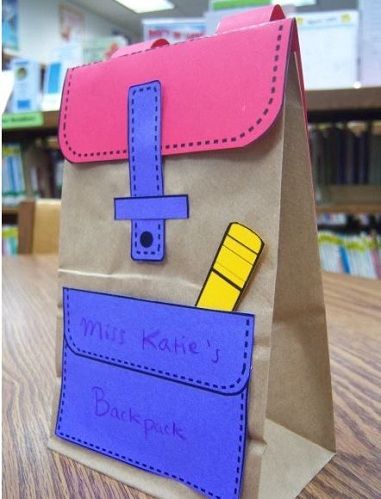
[[49, 5, 336, 498]]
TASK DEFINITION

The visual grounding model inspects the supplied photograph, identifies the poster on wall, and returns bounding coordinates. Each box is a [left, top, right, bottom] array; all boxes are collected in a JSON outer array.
[[2, 0, 19, 51], [296, 11, 359, 89], [83, 36, 127, 63], [142, 18, 205, 43], [59, 4, 85, 42]]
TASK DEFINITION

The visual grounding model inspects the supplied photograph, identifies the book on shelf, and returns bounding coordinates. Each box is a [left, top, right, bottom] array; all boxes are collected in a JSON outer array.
[[2, 140, 64, 205], [10, 59, 41, 113], [369, 131, 381, 185], [309, 121, 381, 204], [318, 230, 381, 279], [49, 149, 64, 198], [2, 143, 26, 205], [2, 225, 18, 255], [317, 212, 381, 279]]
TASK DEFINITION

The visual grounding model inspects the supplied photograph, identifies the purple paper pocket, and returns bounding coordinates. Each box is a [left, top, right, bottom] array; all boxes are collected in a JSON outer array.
[[56, 288, 255, 498]]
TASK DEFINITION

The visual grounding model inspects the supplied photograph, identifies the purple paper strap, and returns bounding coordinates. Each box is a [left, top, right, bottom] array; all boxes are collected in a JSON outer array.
[[114, 80, 188, 262], [114, 195, 189, 221]]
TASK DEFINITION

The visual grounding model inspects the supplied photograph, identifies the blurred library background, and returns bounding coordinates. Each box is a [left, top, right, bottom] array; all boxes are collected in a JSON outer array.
[[2, 0, 381, 278]]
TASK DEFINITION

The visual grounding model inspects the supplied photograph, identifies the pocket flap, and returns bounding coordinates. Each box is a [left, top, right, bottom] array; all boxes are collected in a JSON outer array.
[[63, 288, 254, 395]]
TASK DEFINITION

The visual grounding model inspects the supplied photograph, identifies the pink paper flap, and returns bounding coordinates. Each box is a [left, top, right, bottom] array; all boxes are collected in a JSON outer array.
[[59, 18, 297, 164]]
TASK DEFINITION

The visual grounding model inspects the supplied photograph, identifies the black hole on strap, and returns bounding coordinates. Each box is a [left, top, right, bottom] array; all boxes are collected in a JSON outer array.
[[140, 231, 153, 248]]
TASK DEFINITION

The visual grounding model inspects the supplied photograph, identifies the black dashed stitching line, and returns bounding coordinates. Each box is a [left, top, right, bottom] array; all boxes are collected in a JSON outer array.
[[57, 290, 250, 498], [233, 392, 246, 496], [56, 344, 67, 433], [63, 22, 286, 158], [56, 431, 218, 498]]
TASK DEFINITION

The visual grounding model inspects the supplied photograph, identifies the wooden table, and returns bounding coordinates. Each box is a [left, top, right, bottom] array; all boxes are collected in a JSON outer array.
[[3, 256, 381, 498]]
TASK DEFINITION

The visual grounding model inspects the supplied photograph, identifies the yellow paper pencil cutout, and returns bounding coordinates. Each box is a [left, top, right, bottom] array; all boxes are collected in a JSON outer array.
[[196, 222, 264, 311]]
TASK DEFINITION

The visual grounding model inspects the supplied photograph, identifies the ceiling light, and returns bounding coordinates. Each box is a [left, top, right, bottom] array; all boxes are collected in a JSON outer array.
[[114, 0, 175, 14]]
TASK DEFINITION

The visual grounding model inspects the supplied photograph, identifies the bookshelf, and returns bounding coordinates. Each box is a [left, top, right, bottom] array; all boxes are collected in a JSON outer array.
[[2, 88, 381, 273], [316, 185, 381, 214], [2, 110, 63, 231], [311, 91, 381, 278], [2, 88, 380, 129], [307, 87, 381, 243], [2, 88, 380, 131], [2, 206, 19, 216], [2, 50, 47, 70], [316, 203, 381, 215], [5, 201, 379, 217], [307, 87, 381, 122], [307, 87, 381, 112], [2, 111, 59, 140], [4, 89, 380, 215]]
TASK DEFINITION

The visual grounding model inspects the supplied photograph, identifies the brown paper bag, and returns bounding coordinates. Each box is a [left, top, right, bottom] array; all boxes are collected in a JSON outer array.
[[49, 6, 335, 498]]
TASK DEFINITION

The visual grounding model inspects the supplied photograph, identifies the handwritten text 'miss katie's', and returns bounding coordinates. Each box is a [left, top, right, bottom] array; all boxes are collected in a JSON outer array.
[[79, 317, 221, 364]]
